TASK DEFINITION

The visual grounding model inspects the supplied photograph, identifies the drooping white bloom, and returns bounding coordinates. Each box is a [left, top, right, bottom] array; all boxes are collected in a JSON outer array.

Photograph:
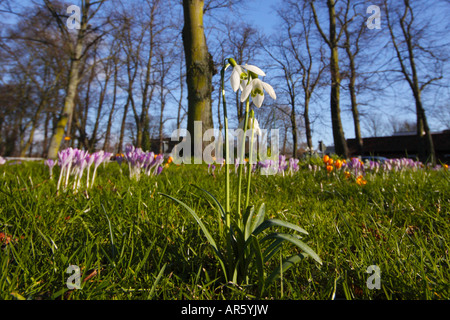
[[230, 64, 266, 93], [241, 78, 276, 108]]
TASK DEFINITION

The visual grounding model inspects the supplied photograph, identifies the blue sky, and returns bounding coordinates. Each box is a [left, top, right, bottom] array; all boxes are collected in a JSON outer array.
[[245, 0, 281, 35]]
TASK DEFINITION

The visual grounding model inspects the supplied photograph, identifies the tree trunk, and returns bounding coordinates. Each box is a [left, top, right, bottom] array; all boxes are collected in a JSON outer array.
[[343, 24, 364, 156], [182, 0, 215, 156], [290, 97, 298, 158], [89, 66, 111, 151], [47, 5, 88, 159], [414, 90, 435, 164], [327, 0, 348, 158], [103, 61, 118, 152], [386, 0, 436, 165], [118, 97, 130, 154], [349, 75, 363, 155], [20, 100, 45, 157], [304, 94, 313, 152]]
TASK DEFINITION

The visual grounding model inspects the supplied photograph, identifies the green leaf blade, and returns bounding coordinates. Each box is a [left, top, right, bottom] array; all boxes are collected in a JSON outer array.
[[261, 233, 322, 265]]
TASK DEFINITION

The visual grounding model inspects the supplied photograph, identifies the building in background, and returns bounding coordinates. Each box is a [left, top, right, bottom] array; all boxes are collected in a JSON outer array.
[[346, 129, 450, 163]]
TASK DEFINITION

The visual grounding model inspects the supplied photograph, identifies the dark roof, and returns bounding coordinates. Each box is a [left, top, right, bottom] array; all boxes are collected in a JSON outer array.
[[347, 131, 450, 160]]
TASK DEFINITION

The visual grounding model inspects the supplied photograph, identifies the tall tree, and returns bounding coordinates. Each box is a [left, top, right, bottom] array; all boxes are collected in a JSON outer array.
[[310, 0, 349, 158], [270, 0, 327, 157], [46, 0, 107, 159], [339, 3, 366, 155], [0, 2, 67, 157], [182, 0, 215, 156], [384, 0, 447, 164]]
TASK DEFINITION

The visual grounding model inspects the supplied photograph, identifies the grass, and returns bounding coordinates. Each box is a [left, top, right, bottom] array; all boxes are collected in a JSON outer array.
[[0, 159, 449, 300]]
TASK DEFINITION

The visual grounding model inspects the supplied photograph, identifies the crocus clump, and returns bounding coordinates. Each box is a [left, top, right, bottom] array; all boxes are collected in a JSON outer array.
[[255, 155, 299, 176], [123, 144, 164, 181], [54, 148, 112, 192]]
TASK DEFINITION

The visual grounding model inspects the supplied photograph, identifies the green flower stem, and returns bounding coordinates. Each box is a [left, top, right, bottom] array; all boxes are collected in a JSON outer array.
[[245, 109, 255, 209], [221, 62, 231, 228], [237, 97, 250, 224]]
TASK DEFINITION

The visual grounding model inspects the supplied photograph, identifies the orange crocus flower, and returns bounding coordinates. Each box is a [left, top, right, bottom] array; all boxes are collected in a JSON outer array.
[[356, 175, 367, 186]]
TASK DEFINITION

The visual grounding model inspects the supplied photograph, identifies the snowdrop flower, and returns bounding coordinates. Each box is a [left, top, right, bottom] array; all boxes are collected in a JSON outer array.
[[241, 78, 276, 108], [228, 58, 266, 93]]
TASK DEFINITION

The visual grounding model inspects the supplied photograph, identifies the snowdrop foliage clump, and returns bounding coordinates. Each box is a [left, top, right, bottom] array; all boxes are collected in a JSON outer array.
[[161, 57, 323, 297]]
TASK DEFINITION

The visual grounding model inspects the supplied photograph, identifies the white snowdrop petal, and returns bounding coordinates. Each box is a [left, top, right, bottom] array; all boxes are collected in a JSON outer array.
[[252, 93, 264, 108], [231, 69, 241, 92], [262, 82, 276, 100], [244, 64, 266, 77], [240, 79, 254, 102]]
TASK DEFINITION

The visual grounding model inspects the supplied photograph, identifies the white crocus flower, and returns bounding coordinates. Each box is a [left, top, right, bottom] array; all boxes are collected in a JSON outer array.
[[241, 78, 276, 108], [238, 117, 262, 136], [230, 64, 266, 93]]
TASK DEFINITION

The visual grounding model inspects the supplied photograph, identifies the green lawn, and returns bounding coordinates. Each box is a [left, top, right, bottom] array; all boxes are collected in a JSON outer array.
[[0, 159, 449, 300]]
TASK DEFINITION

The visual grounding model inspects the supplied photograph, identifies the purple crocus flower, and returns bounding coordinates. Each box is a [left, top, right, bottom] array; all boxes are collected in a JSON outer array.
[[288, 158, 299, 176], [58, 148, 74, 169], [90, 150, 112, 187], [278, 155, 288, 174], [45, 159, 57, 179], [45, 159, 56, 168], [0, 156, 6, 165], [208, 163, 216, 176], [149, 154, 164, 176], [57, 148, 76, 191], [116, 154, 124, 166]]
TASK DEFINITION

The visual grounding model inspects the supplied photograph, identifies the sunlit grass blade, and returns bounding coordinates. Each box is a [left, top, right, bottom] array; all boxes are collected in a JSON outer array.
[[148, 263, 167, 299], [159, 192, 228, 281], [252, 219, 309, 238], [260, 233, 322, 265], [250, 235, 265, 295], [250, 203, 266, 233], [265, 253, 306, 287], [262, 238, 284, 263], [244, 205, 255, 241], [190, 184, 227, 223]]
